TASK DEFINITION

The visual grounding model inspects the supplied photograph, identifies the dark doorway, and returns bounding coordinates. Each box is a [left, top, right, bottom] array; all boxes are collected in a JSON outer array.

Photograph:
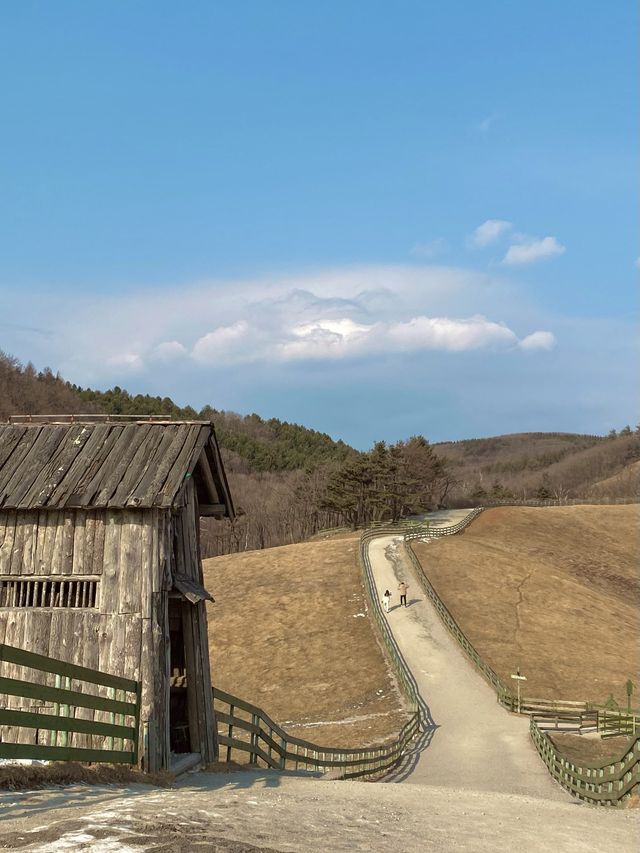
[[168, 597, 191, 753]]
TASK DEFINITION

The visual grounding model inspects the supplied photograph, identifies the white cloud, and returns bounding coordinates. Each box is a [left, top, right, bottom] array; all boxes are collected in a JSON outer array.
[[410, 238, 448, 259], [105, 352, 145, 372], [192, 321, 250, 364], [518, 331, 557, 351], [151, 340, 188, 362], [502, 236, 565, 266], [469, 219, 513, 247], [279, 318, 371, 360], [292, 318, 371, 339], [278, 313, 523, 361], [385, 315, 517, 352]]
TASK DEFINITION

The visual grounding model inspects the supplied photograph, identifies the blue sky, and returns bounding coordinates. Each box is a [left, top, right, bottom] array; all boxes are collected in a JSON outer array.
[[1, 2, 637, 448]]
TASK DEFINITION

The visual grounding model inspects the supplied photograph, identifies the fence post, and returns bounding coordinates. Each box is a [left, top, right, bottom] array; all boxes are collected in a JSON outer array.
[[50, 673, 61, 747], [114, 688, 124, 753], [251, 713, 259, 764], [60, 676, 71, 749], [106, 686, 115, 752], [132, 683, 141, 765], [227, 704, 234, 763]]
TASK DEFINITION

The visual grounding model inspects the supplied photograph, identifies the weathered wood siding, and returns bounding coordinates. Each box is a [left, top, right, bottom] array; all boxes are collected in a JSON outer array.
[[0, 509, 107, 576], [1, 481, 218, 769], [0, 508, 172, 769]]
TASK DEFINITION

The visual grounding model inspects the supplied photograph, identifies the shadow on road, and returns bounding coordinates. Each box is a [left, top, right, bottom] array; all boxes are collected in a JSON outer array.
[[382, 722, 438, 783], [382, 682, 439, 783], [388, 598, 422, 612]]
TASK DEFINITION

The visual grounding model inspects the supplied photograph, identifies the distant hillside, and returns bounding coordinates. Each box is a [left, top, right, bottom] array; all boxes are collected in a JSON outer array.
[[1, 350, 637, 554], [0, 351, 92, 419], [435, 431, 640, 502], [1, 353, 355, 473], [72, 385, 355, 473]]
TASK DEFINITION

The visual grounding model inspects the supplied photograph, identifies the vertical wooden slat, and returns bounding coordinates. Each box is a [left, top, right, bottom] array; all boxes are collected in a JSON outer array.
[[61, 513, 75, 575], [8, 514, 25, 575], [0, 511, 16, 575], [92, 513, 106, 576]]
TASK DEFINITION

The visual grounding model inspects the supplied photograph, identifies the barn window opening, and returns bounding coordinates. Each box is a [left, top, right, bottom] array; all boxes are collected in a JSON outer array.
[[0, 578, 99, 608]]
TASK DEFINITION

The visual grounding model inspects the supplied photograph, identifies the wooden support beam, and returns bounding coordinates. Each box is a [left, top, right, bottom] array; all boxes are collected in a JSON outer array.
[[198, 503, 226, 518]]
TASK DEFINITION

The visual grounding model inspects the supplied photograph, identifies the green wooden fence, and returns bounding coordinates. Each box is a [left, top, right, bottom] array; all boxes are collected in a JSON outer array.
[[530, 717, 639, 805], [0, 643, 141, 765], [213, 686, 419, 780]]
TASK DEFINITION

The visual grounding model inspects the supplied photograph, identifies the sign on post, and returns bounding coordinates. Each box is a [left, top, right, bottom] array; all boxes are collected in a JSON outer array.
[[511, 668, 527, 714]]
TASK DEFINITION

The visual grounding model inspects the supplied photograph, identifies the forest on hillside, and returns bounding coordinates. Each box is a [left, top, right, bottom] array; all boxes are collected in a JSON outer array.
[[1, 350, 638, 556]]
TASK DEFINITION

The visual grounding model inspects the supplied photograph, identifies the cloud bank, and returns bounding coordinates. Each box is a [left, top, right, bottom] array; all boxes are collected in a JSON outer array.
[[6, 265, 556, 379]]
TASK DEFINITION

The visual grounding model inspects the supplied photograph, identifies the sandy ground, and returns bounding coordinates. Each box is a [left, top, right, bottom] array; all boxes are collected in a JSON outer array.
[[0, 770, 638, 853], [410, 505, 640, 704]]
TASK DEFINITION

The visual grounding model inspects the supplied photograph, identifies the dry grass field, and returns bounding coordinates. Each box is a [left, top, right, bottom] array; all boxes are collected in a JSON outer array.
[[410, 505, 640, 705], [549, 733, 634, 765], [202, 535, 410, 749]]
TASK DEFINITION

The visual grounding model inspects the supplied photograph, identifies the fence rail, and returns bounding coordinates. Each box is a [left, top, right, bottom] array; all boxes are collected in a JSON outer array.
[[212, 686, 420, 779], [0, 643, 140, 765], [458, 497, 640, 509], [530, 717, 639, 805]]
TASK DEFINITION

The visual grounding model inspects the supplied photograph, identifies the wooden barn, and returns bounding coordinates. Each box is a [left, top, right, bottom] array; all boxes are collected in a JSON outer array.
[[0, 415, 234, 770]]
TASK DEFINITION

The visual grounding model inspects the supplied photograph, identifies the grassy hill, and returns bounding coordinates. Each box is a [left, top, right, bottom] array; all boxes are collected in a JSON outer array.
[[410, 505, 640, 705], [202, 535, 409, 747]]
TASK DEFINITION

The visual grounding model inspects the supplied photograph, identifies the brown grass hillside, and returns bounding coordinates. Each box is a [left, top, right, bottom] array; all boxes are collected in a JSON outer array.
[[203, 535, 409, 748], [410, 505, 640, 705]]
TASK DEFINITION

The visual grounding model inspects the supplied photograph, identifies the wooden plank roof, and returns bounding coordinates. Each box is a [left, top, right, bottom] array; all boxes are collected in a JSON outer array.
[[0, 421, 234, 512]]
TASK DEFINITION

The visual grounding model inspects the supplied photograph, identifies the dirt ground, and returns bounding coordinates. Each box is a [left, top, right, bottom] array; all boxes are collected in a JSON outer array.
[[410, 505, 640, 705], [202, 536, 410, 749], [1, 771, 638, 853]]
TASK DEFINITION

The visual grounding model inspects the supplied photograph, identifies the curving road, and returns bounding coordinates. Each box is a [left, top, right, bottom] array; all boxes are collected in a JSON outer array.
[[368, 509, 569, 799]]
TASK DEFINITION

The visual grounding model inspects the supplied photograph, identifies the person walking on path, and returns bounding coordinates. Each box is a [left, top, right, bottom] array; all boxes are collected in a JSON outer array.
[[382, 589, 391, 612], [398, 581, 409, 607]]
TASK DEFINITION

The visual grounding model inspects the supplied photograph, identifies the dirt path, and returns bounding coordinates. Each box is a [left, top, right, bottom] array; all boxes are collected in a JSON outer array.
[[0, 770, 638, 853], [367, 510, 569, 798]]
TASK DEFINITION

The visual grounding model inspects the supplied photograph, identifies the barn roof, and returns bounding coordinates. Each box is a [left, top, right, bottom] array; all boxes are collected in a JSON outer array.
[[0, 417, 234, 513]]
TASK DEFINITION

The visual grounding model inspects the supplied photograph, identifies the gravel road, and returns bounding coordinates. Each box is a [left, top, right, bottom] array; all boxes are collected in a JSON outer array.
[[0, 770, 638, 852]]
